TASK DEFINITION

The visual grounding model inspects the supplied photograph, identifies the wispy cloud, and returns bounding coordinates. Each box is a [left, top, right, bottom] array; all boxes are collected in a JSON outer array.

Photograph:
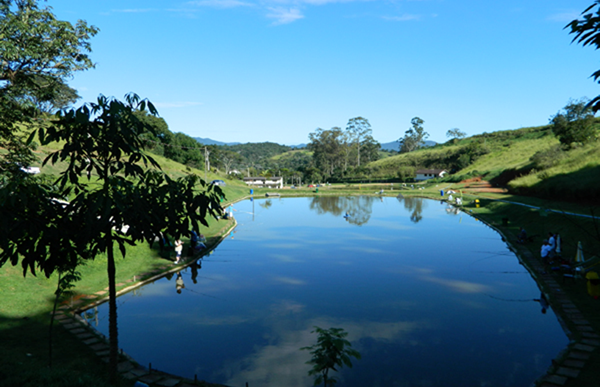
[[153, 101, 204, 108], [266, 7, 304, 25], [382, 14, 421, 22], [547, 11, 579, 23]]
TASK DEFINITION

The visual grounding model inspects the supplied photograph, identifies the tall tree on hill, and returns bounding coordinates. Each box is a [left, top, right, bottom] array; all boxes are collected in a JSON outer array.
[[346, 117, 372, 167], [446, 128, 467, 141], [398, 117, 429, 153], [0, 0, 98, 177], [308, 127, 344, 178], [550, 99, 597, 148]]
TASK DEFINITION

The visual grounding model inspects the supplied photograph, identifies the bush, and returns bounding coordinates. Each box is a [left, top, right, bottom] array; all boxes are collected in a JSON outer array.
[[530, 145, 564, 170]]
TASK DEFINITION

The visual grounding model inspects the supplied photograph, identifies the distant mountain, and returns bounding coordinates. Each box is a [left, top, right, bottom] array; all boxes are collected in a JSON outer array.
[[194, 137, 441, 151], [380, 140, 437, 151], [193, 137, 240, 146], [194, 137, 306, 148]]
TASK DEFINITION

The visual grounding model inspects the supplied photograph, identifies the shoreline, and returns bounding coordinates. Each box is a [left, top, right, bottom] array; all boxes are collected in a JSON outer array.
[[52, 194, 599, 386]]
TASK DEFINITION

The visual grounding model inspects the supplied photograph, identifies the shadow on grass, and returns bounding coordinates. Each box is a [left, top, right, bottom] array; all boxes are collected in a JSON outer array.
[[0, 310, 133, 387], [517, 165, 600, 205]]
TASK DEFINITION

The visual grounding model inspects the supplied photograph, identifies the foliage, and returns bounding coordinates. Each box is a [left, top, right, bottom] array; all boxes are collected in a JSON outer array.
[[346, 116, 378, 167], [0, 0, 98, 177], [221, 141, 291, 170], [550, 99, 598, 147], [530, 145, 564, 169], [6, 93, 223, 383], [446, 128, 467, 141], [307, 120, 380, 180], [566, 1, 600, 112], [308, 127, 345, 178], [398, 117, 429, 153], [301, 326, 361, 387]]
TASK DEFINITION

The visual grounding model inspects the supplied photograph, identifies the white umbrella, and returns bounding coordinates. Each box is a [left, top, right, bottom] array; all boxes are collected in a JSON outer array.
[[575, 241, 585, 264]]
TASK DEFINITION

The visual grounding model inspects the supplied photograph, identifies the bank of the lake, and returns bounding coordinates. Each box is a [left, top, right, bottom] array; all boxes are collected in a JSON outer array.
[[1, 183, 599, 387]]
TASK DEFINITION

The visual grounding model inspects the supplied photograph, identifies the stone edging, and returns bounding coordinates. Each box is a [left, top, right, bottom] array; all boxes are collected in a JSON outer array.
[[467, 209, 600, 387]]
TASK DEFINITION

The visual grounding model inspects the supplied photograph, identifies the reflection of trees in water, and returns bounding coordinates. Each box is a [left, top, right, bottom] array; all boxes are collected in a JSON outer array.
[[309, 196, 376, 226], [259, 199, 272, 209], [396, 195, 427, 223]]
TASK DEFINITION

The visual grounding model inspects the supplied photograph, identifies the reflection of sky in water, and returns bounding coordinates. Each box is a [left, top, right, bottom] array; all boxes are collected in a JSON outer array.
[[84, 197, 567, 387]]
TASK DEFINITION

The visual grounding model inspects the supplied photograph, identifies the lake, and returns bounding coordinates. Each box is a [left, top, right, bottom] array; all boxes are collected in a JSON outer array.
[[83, 196, 568, 387]]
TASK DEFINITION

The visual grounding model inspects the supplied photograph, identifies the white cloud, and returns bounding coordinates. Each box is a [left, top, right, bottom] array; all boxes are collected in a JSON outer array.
[[266, 7, 304, 25]]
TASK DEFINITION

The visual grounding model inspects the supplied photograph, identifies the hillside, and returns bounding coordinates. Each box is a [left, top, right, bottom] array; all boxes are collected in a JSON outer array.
[[368, 124, 600, 202]]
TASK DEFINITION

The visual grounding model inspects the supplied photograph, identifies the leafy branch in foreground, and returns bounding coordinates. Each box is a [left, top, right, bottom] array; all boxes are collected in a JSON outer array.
[[301, 326, 361, 387]]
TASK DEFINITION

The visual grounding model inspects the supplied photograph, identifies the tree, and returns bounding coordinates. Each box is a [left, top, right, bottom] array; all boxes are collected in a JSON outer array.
[[346, 117, 372, 167], [2, 94, 223, 383], [0, 0, 98, 176], [308, 127, 344, 178], [446, 128, 467, 141], [218, 149, 244, 175], [567, 2, 600, 112], [301, 326, 361, 387], [359, 134, 381, 164], [550, 99, 597, 147], [398, 117, 429, 153]]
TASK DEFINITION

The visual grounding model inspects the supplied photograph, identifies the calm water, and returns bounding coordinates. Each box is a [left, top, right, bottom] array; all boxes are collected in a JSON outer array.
[[83, 196, 567, 387]]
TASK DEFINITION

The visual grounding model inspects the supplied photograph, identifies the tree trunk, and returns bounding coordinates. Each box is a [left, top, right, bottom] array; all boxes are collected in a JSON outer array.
[[48, 272, 62, 368], [107, 237, 119, 384]]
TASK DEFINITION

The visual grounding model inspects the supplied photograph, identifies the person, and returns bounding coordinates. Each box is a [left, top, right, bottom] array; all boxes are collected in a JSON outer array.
[[190, 230, 199, 255], [540, 240, 552, 264], [174, 238, 183, 264], [175, 272, 185, 294], [518, 227, 527, 244], [534, 293, 549, 314], [548, 232, 556, 255]]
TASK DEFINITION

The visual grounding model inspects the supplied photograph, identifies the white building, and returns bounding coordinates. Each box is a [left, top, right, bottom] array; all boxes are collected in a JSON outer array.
[[415, 169, 447, 181], [243, 176, 284, 189]]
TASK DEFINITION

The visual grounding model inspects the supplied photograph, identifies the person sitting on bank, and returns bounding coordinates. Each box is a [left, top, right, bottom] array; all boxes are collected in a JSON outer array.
[[518, 227, 527, 244], [541, 240, 553, 264]]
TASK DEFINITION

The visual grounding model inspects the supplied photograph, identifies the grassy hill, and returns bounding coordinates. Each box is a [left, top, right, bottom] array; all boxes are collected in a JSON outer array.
[[366, 124, 600, 202]]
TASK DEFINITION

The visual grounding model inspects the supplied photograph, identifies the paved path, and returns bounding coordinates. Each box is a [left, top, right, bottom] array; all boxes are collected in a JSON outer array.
[[491, 224, 600, 387]]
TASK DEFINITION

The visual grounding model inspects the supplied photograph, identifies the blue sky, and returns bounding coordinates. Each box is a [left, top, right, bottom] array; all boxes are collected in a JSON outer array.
[[51, 0, 599, 145]]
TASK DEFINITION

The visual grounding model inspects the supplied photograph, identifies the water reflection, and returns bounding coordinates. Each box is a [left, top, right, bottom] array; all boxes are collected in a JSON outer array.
[[176, 272, 185, 294], [396, 195, 426, 223], [309, 196, 377, 225], [259, 199, 273, 209], [82, 197, 568, 387]]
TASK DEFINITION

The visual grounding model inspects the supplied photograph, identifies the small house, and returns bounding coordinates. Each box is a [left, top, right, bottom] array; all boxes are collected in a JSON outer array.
[[415, 169, 447, 181], [243, 176, 284, 189]]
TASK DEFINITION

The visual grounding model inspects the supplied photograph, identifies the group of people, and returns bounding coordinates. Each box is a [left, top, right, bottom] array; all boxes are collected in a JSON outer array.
[[540, 231, 561, 264], [173, 230, 207, 264]]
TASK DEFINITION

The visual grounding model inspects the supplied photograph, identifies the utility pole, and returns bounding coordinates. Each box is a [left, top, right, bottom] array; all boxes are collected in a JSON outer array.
[[204, 147, 210, 181]]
